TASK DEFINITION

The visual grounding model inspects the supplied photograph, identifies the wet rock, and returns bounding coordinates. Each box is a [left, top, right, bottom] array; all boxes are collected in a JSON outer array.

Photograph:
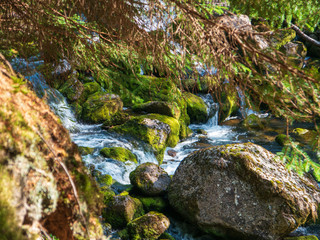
[[242, 114, 265, 130], [111, 114, 180, 163], [102, 111, 131, 128], [82, 93, 123, 123], [195, 129, 208, 135], [167, 150, 177, 157], [134, 195, 169, 213], [282, 41, 307, 58], [219, 85, 239, 123], [58, 76, 84, 102], [292, 128, 317, 146], [183, 92, 208, 123], [275, 134, 291, 146], [78, 146, 94, 155], [103, 195, 144, 229], [126, 212, 170, 240], [100, 147, 137, 163], [133, 101, 181, 119], [130, 163, 171, 196], [168, 143, 320, 240]]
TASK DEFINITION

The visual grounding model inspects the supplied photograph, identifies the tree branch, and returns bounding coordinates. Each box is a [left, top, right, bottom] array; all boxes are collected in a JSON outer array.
[[291, 23, 320, 48]]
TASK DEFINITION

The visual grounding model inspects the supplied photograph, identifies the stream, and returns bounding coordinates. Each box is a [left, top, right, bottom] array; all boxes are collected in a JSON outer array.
[[11, 57, 320, 239]]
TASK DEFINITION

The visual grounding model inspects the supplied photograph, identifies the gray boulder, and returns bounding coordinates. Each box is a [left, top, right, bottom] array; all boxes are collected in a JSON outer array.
[[168, 143, 320, 240], [130, 163, 171, 196]]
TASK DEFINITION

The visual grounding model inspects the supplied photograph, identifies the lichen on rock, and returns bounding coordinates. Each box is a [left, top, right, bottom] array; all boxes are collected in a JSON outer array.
[[168, 142, 320, 240]]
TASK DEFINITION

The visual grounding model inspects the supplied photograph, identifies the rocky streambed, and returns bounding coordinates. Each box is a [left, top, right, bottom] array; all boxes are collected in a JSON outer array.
[[6, 13, 320, 239]]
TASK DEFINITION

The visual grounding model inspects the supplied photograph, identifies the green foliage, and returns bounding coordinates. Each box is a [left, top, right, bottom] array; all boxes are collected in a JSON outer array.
[[277, 142, 320, 181], [229, 0, 320, 30]]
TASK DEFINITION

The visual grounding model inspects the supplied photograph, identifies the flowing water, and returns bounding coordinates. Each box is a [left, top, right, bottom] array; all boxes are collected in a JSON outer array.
[[11, 56, 320, 239]]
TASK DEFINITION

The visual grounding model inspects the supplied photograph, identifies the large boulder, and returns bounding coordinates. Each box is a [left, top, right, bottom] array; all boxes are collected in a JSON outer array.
[[130, 163, 171, 196], [168, 143, 320, 240]]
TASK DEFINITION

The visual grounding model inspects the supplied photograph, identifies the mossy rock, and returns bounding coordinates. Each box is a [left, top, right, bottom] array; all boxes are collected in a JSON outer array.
[[219, 87, 239, 123], [130, 163, 171, 196], [135, 196, 168, 213], [78, 146, 94, 155], [100, 147, 137, 163], [292, 128, 317, 146], [81, 93, 123, 123], [284, 236, 319, 240], [242, 114, 265, 130], [183, 92, 208, 123], [79, 81, 103, 103], [126, 211, 170, 240], [111, 114, 180, 163], [270, 29, 296, 49], [275, 134, 291, 146], [58, 76, 84, 102], [159, 232, 176, 240], [97, 174, 113, 186], [103, 195, 144, 229], [102, 111, 132, 129], [133, 101, 181, 119]]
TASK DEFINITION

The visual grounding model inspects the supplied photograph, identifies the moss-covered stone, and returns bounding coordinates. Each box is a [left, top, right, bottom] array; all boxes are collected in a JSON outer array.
[[183, 92, 208, 123], [78, 146, 94, 155], [126, 212, 170, 240], [133, 101, 181, 119], [275, 134, 291, 146], [219, 87, 239, 123], [98, 174, 113, 187], [284, 236, 319, 240], [82, 93, 123, 123], [130, 163, 171, 196], [242, 114, 265, 130], [102, 111, 132, 129], [58, 76, 84, 102], [100, 147, 137, 163], [159, 232, 176, 240], [103, 195, 144, 229], [111, 114, 179, 163]]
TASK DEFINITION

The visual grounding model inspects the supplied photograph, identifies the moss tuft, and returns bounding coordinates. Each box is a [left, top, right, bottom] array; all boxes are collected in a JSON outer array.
[[100, 147, 137, 163]]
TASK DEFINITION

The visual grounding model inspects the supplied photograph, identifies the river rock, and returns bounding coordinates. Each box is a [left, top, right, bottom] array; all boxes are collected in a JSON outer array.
[[130, 163, 171, 196], [103, 195, 144, 229], [168, 143, 320, 240], [82, 93, 123, 123], [133, 101, 181, 119], [126, 212, 170, 240], [183, 92, 208, 123]]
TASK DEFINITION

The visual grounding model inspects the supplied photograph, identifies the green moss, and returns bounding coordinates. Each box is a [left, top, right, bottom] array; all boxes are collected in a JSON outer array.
[[183, 92, 208, 123], [242, 114, 265, 130], [81, 93, 123, 123], [100, 147, 137, 163], [133, 101, 181, 119], [271, 29, 296, 49], [97, 174, 113, 186], [78, 146, 94, 155], [0, 169, 27, 240], [135, 196, 168, 213], [284, 236, 318, 240], [102, 111, 131, 128], [220, 88, 239, 122], [58, 76, 83, 102], [159, 232, 175, 240], [111, 114, 179, 163], [275, 134, 291, 146], [103, 195, 144, 229]]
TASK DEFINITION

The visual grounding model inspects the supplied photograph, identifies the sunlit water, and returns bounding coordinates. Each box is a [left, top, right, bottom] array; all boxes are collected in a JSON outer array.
[[12, 56, 320, 239]]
